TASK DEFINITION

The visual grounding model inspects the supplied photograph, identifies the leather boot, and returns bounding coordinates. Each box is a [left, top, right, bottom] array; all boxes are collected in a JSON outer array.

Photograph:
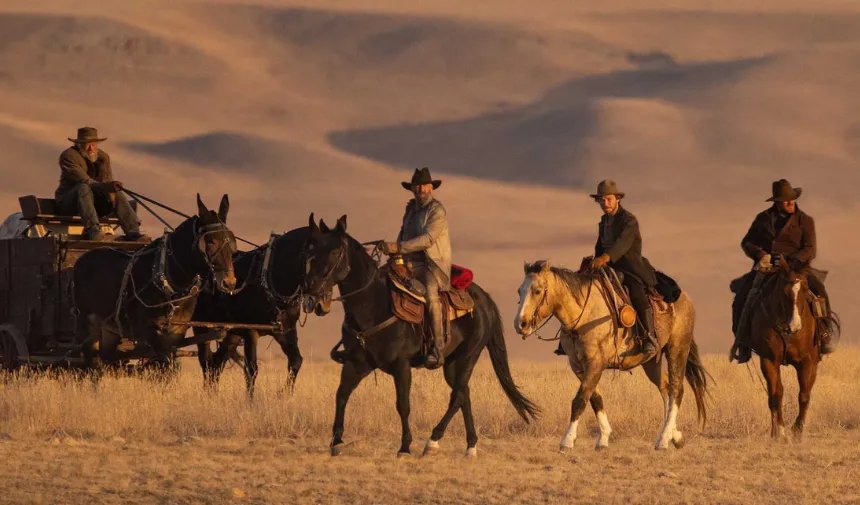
[[84, 226, 106, 241], [819, 317, 835, 355], [640, 307, 657, 358], [424, 300, 445, 370]]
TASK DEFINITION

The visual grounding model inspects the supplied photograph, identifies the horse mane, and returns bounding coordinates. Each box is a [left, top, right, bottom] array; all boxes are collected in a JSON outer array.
[[525, 260, 588, 305]]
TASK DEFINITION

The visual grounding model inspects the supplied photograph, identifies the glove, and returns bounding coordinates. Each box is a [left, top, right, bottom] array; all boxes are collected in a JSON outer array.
[[755, 253, 772, 271], [382, 242, 401, 256], [590, 254, 610, 270], [93, 181, 122, 193]]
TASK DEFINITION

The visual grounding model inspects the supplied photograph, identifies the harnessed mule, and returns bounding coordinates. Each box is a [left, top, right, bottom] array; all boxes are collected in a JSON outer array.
[[193, 227, 310, 394], [73, 194, 236, 372]]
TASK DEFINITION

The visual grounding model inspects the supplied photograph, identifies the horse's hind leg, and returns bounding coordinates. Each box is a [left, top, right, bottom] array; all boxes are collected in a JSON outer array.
[[760, 357, 786, 440], [425, 353, 480, 458], [331, 358, 373, 456], [643, 358, 684, 449], [655, 345, 690, 450], [792, 357, 818, 440]]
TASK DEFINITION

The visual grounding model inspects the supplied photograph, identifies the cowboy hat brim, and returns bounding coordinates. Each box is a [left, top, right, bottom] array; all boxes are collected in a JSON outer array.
[[590, 192, 625, 199], [767, 187, 802, 202], [402, 180, 442, 190], [69, 137, 107, 143]]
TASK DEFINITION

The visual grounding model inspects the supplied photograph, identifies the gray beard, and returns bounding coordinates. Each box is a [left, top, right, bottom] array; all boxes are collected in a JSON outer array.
[[78, 148, 97, 163], [416, 193, 432, 206]]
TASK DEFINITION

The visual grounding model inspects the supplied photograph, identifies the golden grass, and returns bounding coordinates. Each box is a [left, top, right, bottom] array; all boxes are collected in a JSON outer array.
[[0, 350, 859, 504], [1, 351, 859, 442]]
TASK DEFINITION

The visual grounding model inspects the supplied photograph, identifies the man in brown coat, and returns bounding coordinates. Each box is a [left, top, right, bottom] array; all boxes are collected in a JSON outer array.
[[56, 127, 145, 241], [731, 179, 834, 363]]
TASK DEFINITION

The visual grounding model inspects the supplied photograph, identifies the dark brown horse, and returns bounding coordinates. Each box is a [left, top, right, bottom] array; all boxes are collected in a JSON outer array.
[[746, 258, 836, 439]]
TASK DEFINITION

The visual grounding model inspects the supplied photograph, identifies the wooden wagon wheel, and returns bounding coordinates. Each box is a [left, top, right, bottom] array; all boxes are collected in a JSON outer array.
[[0, 324, 28, 373]]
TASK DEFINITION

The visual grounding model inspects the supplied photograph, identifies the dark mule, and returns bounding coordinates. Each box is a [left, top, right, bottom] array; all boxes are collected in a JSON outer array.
[[193, 227, 309, 395], [73, 194, 236, 371], [302, 215, 539, 458], [747, 257, 838, 440]]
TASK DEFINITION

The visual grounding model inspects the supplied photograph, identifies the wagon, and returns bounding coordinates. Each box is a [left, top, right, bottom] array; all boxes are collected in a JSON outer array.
[[0, 195, 278, 373]]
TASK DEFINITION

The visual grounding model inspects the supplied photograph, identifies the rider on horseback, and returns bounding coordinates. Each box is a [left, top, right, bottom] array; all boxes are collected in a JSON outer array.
[[731, 179, 835, 364], [382, 168, 452, 370], [555, 180, 659, 358]]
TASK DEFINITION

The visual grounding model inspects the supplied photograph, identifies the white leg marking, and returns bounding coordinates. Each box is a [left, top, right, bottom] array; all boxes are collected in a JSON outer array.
[[464, 446, 477, 458], [656, 399, 679, 450], [560, 420, 579, 449], [789, 282, 802, 333], [425, 439, 440, 450], [595, 411, 612, 448]]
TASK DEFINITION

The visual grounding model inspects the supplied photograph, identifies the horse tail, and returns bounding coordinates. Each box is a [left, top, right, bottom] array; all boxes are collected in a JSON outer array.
[[685, 339, 710, 428], [478, 287, 540, 423]]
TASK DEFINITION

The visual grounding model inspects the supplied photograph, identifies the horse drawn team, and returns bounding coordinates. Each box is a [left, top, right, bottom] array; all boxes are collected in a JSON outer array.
[[12, 126, 840, 454]]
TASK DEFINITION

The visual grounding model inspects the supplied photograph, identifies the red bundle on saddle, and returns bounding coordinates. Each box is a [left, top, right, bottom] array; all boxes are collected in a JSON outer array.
[[451, 264, 473, 290]]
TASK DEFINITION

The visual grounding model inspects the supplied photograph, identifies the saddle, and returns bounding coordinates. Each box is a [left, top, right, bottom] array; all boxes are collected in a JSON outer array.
[[385, 259, 475, 326]]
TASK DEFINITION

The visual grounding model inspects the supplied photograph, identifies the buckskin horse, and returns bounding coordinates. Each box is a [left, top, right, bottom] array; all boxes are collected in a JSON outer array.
[[515, 261, 709, 450], [193, 227, 309, 395], [302, 215, 539, 458], [741, 256, 839, 440], [73, 194, 236, 371]]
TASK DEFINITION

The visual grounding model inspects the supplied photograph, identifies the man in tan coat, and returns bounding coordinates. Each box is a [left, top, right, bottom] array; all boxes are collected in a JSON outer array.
[[383, 168, 452, 369], [56, 127, 146, 241]]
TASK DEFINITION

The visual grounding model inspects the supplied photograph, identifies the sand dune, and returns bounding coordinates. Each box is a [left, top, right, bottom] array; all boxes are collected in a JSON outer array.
[[0, 0, 858, 358]]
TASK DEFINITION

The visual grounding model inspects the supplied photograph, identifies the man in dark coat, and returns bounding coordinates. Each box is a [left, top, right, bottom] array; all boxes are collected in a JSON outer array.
[[55, 127, 145, 241], [731, 179, 834, 363], [589, 179, 658, 357]]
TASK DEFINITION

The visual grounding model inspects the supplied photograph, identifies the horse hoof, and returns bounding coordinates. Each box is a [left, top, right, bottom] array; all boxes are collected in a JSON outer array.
[[397, 451, 411, 459], [671, 437, 686, 450], [594, 444, 608, 452], [464, 447, 477, 459], [559, 445, 574, 454], [423, 440, 440, 457], [654, 442, 670, 451], [331, 443, 345, 456]]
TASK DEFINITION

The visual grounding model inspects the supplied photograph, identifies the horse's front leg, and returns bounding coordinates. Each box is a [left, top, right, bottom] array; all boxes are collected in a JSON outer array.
[[272, 323, 303, 393], [242, 330, 260, 398], [391, 359, 413, 457], [331, 358, 373, 456], [560, 361, 605, 452]]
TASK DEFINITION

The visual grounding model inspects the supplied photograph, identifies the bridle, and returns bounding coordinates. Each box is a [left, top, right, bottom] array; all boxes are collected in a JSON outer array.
[[520, 271, 596, 340], [304, 238, 385, 303]]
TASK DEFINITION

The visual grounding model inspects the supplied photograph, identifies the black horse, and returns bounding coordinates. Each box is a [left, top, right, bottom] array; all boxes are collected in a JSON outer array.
[[193, 227, 309, 394], [73, 194, 236, 370], [302, 215, 539, 458]]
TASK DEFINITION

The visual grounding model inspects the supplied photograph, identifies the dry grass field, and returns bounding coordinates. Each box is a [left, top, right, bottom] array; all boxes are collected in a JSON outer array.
[[0, 350, 858, 504]]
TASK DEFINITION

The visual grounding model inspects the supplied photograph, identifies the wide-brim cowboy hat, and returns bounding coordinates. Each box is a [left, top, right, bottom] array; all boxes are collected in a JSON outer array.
[[401, 167, 442, 190], [766, 179, 802, 202], [589, 179, 625, 199], [68, 126, 107, 144]]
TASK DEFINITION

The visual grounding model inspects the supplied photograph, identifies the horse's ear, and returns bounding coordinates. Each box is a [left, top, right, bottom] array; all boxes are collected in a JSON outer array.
[[523, 261, 529, 274], [308, 213, 320, 235], [319, 219, 331, 233], [196, 193, 208, 217], [217, 194, 229, 222], [543, 259, 551, 272], [335, 215, 347, 233]]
